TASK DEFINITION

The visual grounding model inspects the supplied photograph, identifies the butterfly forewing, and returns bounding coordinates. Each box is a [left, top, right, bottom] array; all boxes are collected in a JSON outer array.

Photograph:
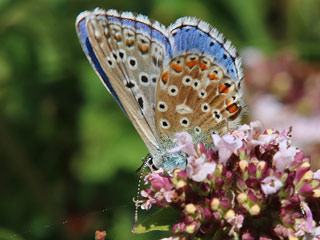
[[76, 9, 172, 157]]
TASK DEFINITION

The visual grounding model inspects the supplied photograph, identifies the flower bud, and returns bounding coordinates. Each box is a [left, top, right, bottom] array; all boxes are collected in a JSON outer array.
[[257, 161, 267, 178], [224, 209, 235, 220], [211, 198, 220, 210], [288, 235, 298, 240], [301, 170, 313, 182], [172, 222, 186, 234], [185, 203, 196, 215], [176, 180, 187, 189], [313, 188, 320, 198], [185, 222, 198, 234], [266, 129, 273, 135], [237, 193, 248, 203], [239, 160, 248, 172], [249, 204, 260, 215]]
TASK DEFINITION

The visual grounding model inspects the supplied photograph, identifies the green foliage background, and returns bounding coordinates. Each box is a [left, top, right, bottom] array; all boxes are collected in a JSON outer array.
[[0, 0, 319, 239]]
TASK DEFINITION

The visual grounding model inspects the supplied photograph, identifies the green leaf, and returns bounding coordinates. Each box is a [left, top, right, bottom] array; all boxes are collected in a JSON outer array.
[[133, 207, 178, 234]]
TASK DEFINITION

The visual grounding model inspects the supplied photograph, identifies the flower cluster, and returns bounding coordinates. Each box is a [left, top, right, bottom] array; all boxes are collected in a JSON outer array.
[[139, 121, 320, 239]]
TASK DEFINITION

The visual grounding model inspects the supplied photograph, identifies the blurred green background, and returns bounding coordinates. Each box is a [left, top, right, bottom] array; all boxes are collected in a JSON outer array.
[[1, 0, 320, 239]]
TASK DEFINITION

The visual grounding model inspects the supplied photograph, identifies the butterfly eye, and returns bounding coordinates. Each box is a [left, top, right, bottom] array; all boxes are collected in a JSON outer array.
[[208, 65, 223, 81]]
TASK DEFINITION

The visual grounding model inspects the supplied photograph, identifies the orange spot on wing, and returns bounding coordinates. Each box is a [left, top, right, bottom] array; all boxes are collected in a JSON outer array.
[[219, 84, 230, 93], [186, 60, 198, 69], [209, 73, 219, 80], [227, 104, 238, 113], [200, 62, 208, 70], [171, 64, 183, 73], [115, 34, 122, 41], [229, 106, 242, 120], [139, 45, 149, 53], [226, 99, 232, 105], [162, 72, 168, 83], [126, 39, 134, 46]]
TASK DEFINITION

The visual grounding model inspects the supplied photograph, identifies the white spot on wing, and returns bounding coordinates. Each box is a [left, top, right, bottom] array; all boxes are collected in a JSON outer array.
[[180, 117, 190, 127], [168, 85, 178, 96], [176, 103, 193, 114], [160, 119, 170, 129], [157, 101, 168, 112], [201, 103, 210, 112]]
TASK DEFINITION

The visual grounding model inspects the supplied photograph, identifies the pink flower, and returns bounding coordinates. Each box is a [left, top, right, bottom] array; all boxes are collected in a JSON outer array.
[[261, 176, 283, 195], [273, 140, 296, 172], [227, 214, 244, 235], [186, 154, 216, 182], [251, 133, 277, 146], [169, 132, 197, 156], [300, 201, 314, 233], [212, 134, 242, 164], [232, 124, 251, 140], [314, 169, 320, 180], [154, 188, 175, 203], [141, 190, 156, 210]]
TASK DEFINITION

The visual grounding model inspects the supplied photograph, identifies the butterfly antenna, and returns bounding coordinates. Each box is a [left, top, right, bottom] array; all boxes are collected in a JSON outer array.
[[132, 155, 150, 233]]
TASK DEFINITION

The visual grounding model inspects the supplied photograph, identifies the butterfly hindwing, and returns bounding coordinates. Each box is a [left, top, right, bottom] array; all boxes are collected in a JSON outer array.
[[76, 9, 172, 156], [154, 18, 244, 153]]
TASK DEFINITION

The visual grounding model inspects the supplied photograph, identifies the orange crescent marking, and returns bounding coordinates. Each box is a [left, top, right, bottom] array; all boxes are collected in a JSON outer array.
[[162, 72, 168, 83], [140, 45, 148, 52], [186, 60, 198, 69], [126, 39, 134, 46], [226, 99, 232, 105], [171, 64, 183, 73], [208, 73, 219, 80], [200, 62, 208, 70], [219, 84, 230, 94], [227, 104, 238, 113]]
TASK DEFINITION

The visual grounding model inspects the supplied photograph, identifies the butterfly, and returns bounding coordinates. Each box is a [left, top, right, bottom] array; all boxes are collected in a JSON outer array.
[[76, 8, 245, 173]]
